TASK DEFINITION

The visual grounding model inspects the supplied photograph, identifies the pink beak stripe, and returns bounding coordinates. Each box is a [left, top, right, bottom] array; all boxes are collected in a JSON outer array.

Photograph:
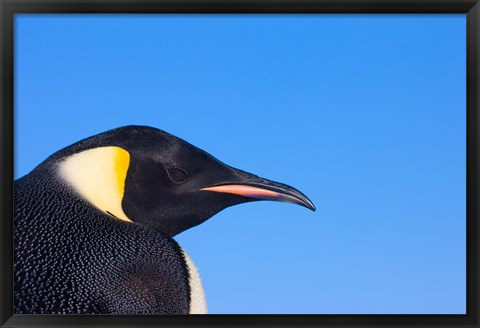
[[201, 185, 281, 200]]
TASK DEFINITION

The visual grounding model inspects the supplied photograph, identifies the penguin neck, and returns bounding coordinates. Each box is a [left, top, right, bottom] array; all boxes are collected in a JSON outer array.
[[15, 168, 116, 225], [133, 212, 213, 238]]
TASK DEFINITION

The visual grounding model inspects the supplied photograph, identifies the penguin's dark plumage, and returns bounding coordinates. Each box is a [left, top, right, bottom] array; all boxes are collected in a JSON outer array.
[[14, 125, 315, 314]]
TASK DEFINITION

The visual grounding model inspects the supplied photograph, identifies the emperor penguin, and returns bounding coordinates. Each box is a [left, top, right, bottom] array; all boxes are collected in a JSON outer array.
[[14, 125, 315, 314]]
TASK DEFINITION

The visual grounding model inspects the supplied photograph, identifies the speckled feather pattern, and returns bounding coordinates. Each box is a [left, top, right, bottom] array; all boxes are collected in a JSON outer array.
[[14, 167, 191, 314]]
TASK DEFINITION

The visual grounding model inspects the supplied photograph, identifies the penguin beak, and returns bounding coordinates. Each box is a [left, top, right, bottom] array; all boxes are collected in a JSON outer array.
[[201, 178, 316, 211]]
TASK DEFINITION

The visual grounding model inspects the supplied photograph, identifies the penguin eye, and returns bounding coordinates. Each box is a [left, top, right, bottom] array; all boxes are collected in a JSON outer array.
[[167, 167, 189, 183]]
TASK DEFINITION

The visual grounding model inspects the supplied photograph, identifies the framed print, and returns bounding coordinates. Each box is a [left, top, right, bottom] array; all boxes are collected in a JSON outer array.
[[1, 0, 479, 327]]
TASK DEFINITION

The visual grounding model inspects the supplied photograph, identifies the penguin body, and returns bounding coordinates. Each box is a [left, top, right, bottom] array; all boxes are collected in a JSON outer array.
[[14, 126, 314, 314], [15, 171, 199, 314]]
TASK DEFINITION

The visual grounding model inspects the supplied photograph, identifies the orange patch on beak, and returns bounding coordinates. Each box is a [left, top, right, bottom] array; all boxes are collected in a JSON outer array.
[[201, 185, 281, 200]]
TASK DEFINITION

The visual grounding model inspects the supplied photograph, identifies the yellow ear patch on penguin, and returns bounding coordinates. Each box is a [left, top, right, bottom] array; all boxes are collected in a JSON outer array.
[[59, 146, 132, 222]]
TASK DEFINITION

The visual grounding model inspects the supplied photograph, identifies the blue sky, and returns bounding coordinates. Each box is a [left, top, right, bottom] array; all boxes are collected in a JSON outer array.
[[15, 14, 466, 314]]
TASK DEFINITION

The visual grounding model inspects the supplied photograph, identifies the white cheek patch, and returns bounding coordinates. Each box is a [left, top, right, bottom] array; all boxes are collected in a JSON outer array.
[[59, 146, 132, 222], [181, 248, 208, 314]]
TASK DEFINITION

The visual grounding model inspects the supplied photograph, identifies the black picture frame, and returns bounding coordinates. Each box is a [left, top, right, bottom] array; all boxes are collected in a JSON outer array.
[[1, 0, 478, 327]]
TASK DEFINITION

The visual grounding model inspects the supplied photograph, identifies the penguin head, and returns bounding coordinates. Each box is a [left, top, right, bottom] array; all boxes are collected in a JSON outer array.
[[49, 126, 315, 236]]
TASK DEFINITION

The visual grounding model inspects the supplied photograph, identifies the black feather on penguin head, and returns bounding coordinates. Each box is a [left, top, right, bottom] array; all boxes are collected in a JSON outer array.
[[38, 125, 315, 237]]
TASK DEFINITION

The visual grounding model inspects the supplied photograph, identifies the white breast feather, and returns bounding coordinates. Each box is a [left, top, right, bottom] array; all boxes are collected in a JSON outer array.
[[181, 248, 207, 314]]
